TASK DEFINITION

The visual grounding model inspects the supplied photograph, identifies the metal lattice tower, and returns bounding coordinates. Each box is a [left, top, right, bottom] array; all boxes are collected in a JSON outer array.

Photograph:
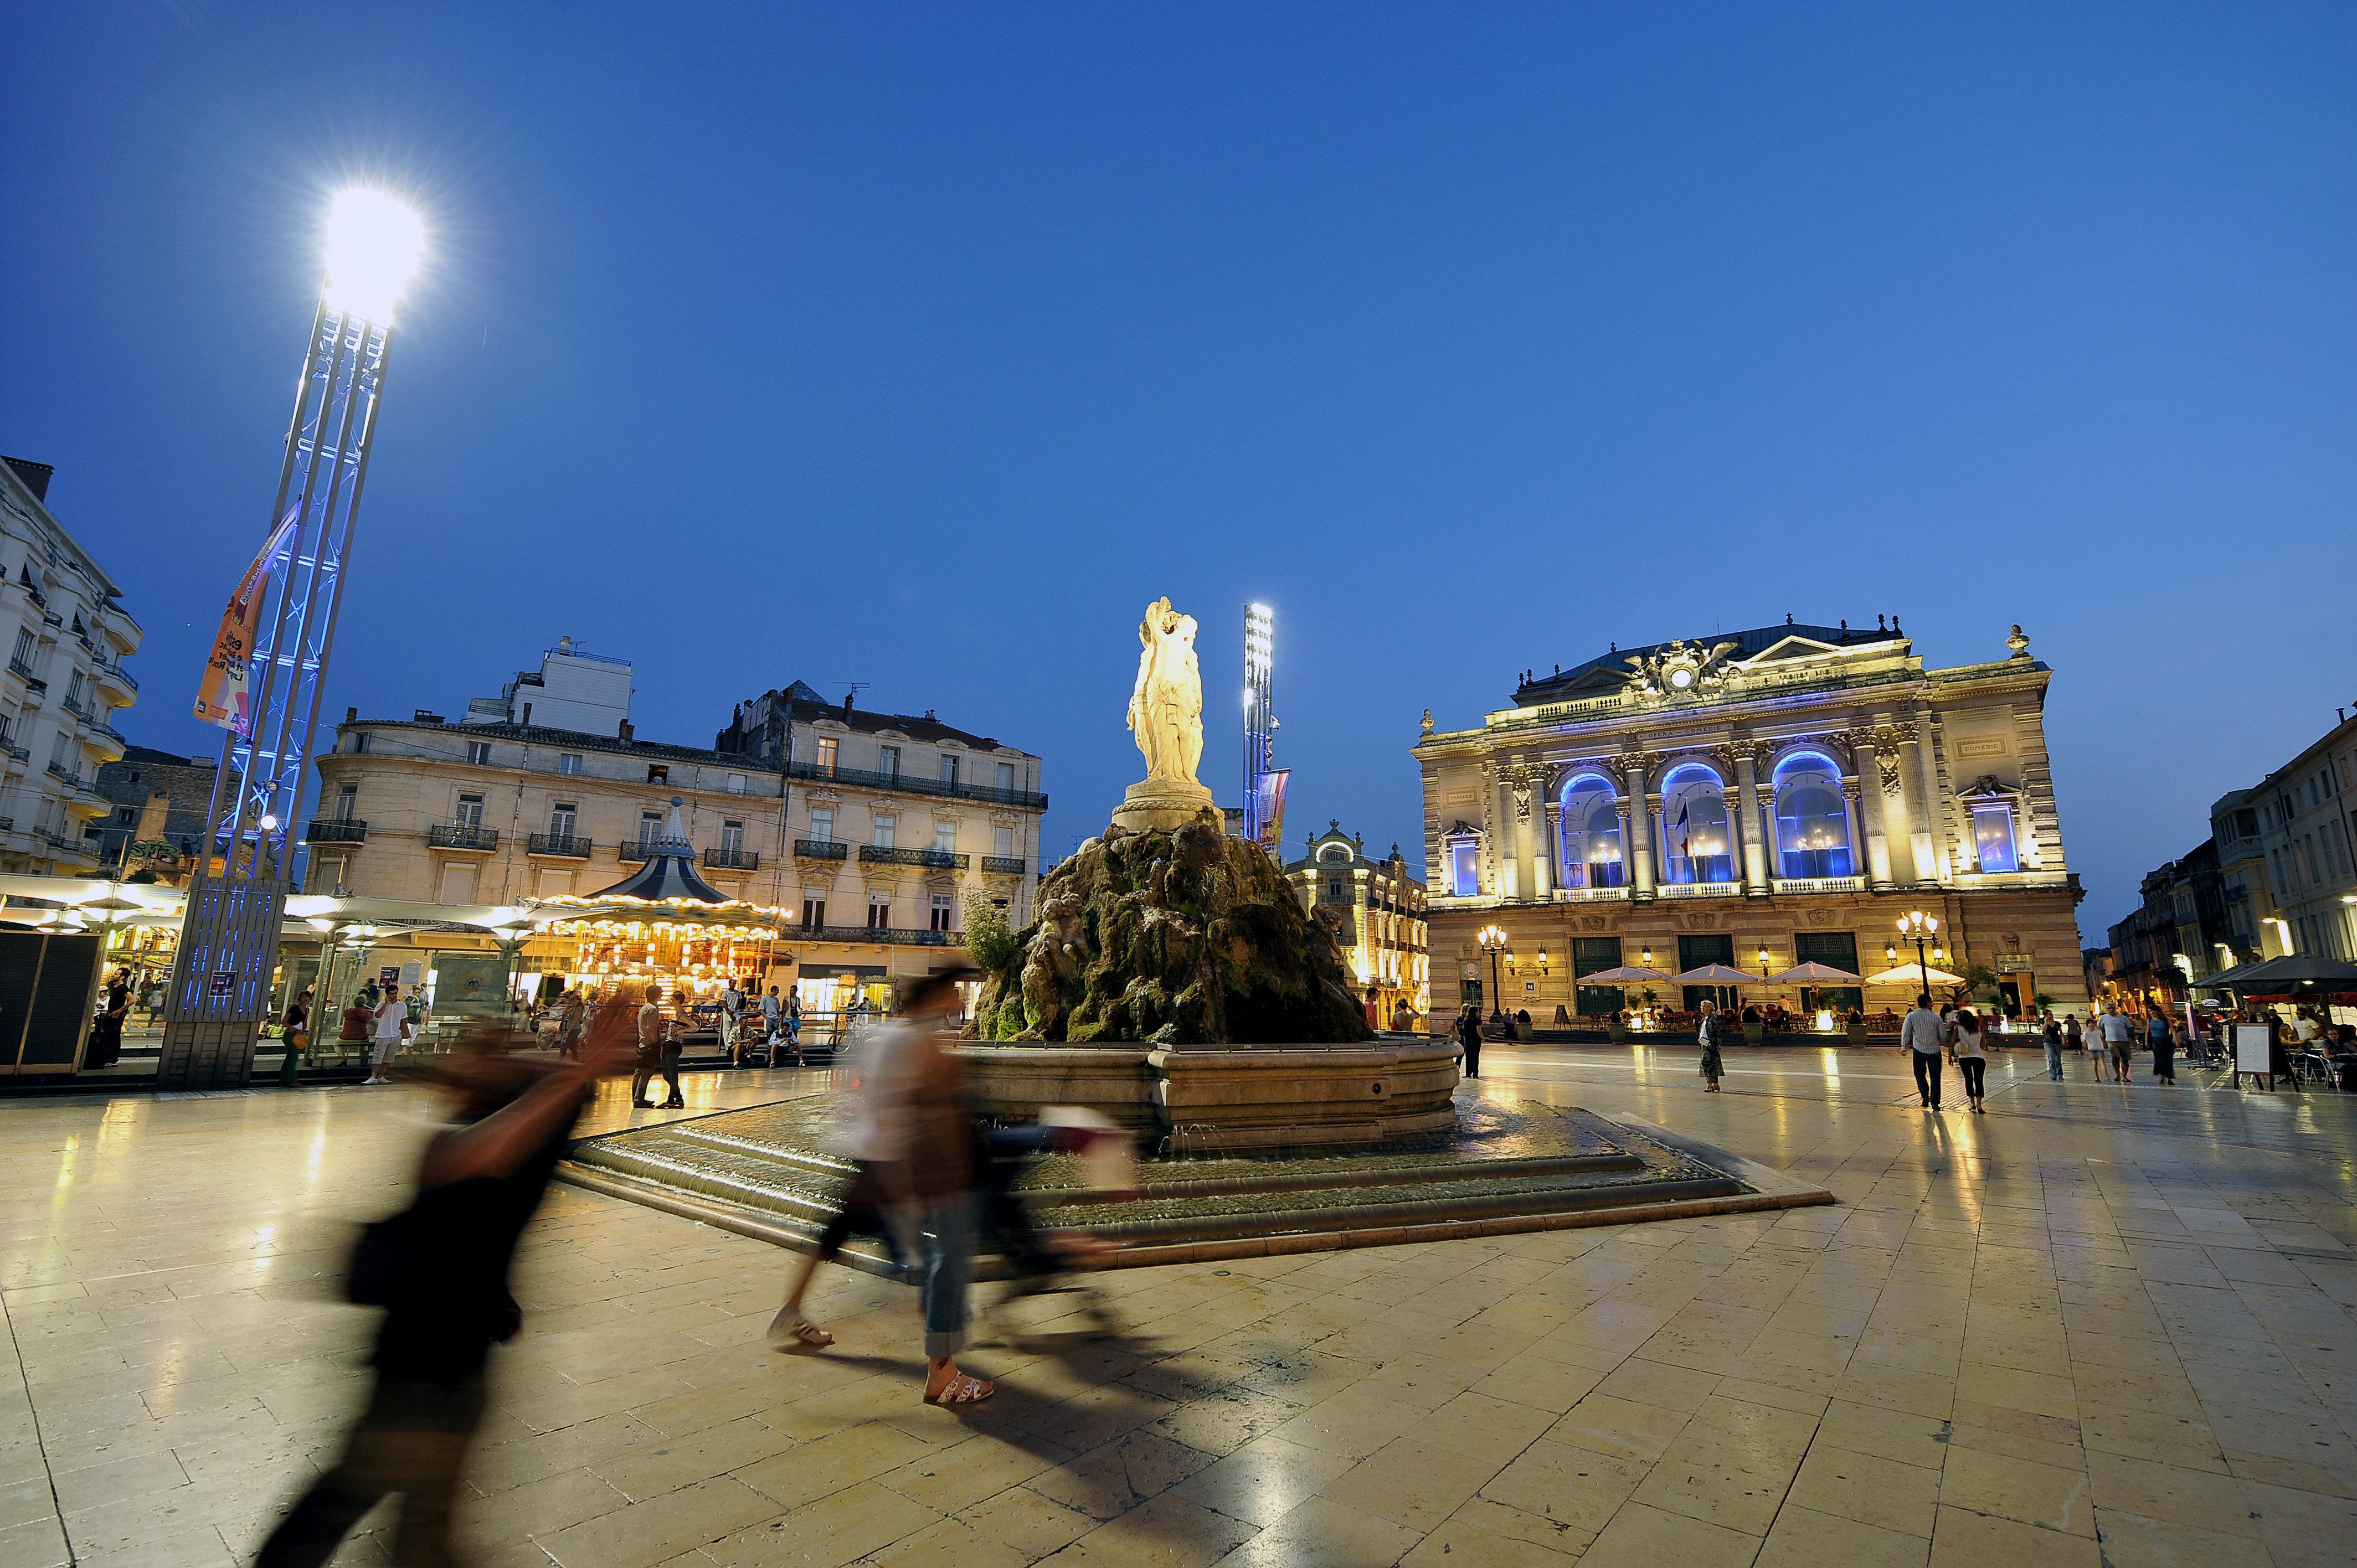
[[1242, 602, 1275, 843], [159, 301, 395, 1087]]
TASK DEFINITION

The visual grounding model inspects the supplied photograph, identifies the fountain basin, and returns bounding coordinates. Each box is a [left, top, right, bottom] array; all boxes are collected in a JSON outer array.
[[953, 1040, 1461, 1154]]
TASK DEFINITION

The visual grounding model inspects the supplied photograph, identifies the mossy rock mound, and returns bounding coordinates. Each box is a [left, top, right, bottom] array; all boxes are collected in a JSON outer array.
[[970, 819, 1371, 1046]]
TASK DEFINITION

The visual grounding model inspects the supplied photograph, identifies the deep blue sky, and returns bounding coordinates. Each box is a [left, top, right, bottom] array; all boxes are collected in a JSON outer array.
[[4, 4, 2353, 936]]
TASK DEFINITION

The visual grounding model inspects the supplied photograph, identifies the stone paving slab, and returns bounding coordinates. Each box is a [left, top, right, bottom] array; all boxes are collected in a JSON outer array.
[[3, 1045, 2355, 1566]]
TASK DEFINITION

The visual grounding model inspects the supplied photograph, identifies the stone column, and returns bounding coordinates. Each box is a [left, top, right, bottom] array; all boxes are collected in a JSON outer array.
[[1733, 750, 1768, 896], [1840, 781, 1866, 882], [1758, 785, 1779, 886], [1495, 768, 1519, 900], [1620, 752, 1655, 897], [1542, 803, 1563, 895], [1906, 721, 1944, 883], [1856, 741, 1896, 889]]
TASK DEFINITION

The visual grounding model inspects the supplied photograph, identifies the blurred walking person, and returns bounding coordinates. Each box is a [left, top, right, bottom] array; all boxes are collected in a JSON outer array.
[[2040, 1009, 2065, 1081], [770, 974, 992, 1405], [1697, 999, 1725, 1092], [278, 987, 313, 1089], [253, 1018, 627, 1566], [1455, 1004, 1482, 1079]]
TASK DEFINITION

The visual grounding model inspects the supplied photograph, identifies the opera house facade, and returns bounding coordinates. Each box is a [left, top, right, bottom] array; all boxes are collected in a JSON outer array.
[[1414, 618, 2086, 1025]]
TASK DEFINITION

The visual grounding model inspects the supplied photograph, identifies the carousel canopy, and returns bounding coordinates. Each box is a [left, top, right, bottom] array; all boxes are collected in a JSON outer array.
[[586, 797, 728, 904]]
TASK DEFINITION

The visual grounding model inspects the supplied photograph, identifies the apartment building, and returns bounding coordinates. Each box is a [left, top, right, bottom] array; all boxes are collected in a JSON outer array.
[[0, 457, 143, 873], [1284, 823, 1430, 1024], [713, 680, 1048, 938]]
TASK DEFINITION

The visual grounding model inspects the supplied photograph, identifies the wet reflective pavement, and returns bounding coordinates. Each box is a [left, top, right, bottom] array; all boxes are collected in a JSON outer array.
[[2, 1046, 2353, 1566]]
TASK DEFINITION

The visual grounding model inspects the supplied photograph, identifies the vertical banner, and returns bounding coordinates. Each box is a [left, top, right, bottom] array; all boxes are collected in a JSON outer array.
[[194, 509, 299, 735], [1252, 768, 1290, 853]]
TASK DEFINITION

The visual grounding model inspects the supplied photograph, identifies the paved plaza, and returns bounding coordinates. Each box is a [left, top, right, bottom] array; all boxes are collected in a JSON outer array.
[[3, 1045, 2354, 1567]]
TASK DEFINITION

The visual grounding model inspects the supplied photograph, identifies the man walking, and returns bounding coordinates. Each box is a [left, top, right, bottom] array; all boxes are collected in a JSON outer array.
[[2098, 1006, 2135, 1084], [1455, 1005, 1482, 1080], [720, 978, 744, 1067], [1901, 992, 1946, 1110], [364, 983, 410, 1085], [2040, 1009, 2065, 1081]]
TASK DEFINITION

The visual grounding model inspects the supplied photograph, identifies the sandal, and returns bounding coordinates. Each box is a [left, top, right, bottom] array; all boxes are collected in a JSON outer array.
[[923, 1371, 995, 1406], [767, 1311, 834, 1350]]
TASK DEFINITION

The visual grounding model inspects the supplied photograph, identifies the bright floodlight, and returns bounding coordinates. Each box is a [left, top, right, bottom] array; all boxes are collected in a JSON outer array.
[[322, 189, 426, 322]]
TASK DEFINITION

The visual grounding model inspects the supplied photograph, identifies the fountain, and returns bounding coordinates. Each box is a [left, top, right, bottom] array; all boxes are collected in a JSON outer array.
[[558, 598, 1834, 1267]]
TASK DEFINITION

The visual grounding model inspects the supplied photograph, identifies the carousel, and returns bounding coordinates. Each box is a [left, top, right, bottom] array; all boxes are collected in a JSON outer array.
[[518, 798, 790, 1023]]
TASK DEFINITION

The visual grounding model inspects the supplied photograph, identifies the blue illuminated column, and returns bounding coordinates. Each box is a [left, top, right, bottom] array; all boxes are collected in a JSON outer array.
[[159, 192, 425, 1089]]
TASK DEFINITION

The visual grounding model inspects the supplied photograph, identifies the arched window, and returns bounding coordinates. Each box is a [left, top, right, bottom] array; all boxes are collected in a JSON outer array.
[[1659, 764, 1735, 884], [1557, 775, 1624, 889], [1773, 752, 1854, 878]]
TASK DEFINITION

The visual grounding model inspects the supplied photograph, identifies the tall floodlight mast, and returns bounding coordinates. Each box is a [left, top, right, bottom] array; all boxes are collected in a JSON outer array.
[[159, 189, 426, 1088], [1242, 603, 1275, 843]]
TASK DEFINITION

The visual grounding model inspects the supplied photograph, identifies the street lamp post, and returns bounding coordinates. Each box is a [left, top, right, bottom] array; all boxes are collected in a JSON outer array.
[[1897, 910, 1939, 1001], [160, 189, 426, 1089], [1477, 924, 1508, 1022]]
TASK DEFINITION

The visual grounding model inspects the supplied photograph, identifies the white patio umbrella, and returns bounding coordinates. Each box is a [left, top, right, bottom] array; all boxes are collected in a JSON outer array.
[[1669, 963, 1762, 987], [1860, 963, 1964, 987], [1767, 961, 1864, 985], [1574, 964, 1670, 985]]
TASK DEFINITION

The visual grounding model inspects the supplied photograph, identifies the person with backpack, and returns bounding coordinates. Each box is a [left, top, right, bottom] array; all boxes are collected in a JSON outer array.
[[253, 1016, 629, 1566]]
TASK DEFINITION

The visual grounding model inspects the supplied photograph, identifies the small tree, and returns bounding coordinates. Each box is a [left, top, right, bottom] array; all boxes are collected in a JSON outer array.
[[965, 902, 1017, 976]]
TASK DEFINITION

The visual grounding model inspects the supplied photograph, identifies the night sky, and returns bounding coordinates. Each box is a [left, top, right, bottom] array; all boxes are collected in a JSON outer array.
[[3, 4, 2352, 936]]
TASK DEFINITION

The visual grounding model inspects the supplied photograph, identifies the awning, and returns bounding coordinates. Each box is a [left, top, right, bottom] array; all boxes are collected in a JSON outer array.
[[1573, 965, 1670, 985], [2219, 955, 2357, 992]]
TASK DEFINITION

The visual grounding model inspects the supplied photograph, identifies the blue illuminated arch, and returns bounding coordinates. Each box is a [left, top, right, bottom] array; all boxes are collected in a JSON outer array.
[[1772, 751, 1853, 878], [1658, 762, 1734, 884], [1557, 773, 1624, 890]]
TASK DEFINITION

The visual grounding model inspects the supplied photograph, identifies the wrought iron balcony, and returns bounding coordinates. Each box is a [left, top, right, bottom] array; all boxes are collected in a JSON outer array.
[[703, 847, 760, 871], [528, 832, 591, 858], [92, 660, 136, 693], [980, 855, 1027, 875], [44, 760, 83, 788], [617, 840, 652, 862], [305, 818, 369, 844], [1, 743, 27, 765], [427, 822, 499, 852], [794, 838, 849, 861], [6, 658, 37, 683], [60, 695, 95, 724], [786, 759, 1046, 811], [858, 844, 967, 870], [800, 924, 965, 946]]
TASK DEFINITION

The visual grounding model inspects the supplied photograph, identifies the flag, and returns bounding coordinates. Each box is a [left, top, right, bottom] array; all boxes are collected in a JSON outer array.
[[194, 508, 298, 735]]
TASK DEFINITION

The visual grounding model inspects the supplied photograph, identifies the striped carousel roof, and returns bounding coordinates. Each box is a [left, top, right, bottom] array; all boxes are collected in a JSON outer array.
[[588, 797, 729, 904]]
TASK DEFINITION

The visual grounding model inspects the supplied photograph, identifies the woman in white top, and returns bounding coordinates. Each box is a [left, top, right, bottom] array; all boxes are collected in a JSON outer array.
[[1950, 1006, 1989, 1114]]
